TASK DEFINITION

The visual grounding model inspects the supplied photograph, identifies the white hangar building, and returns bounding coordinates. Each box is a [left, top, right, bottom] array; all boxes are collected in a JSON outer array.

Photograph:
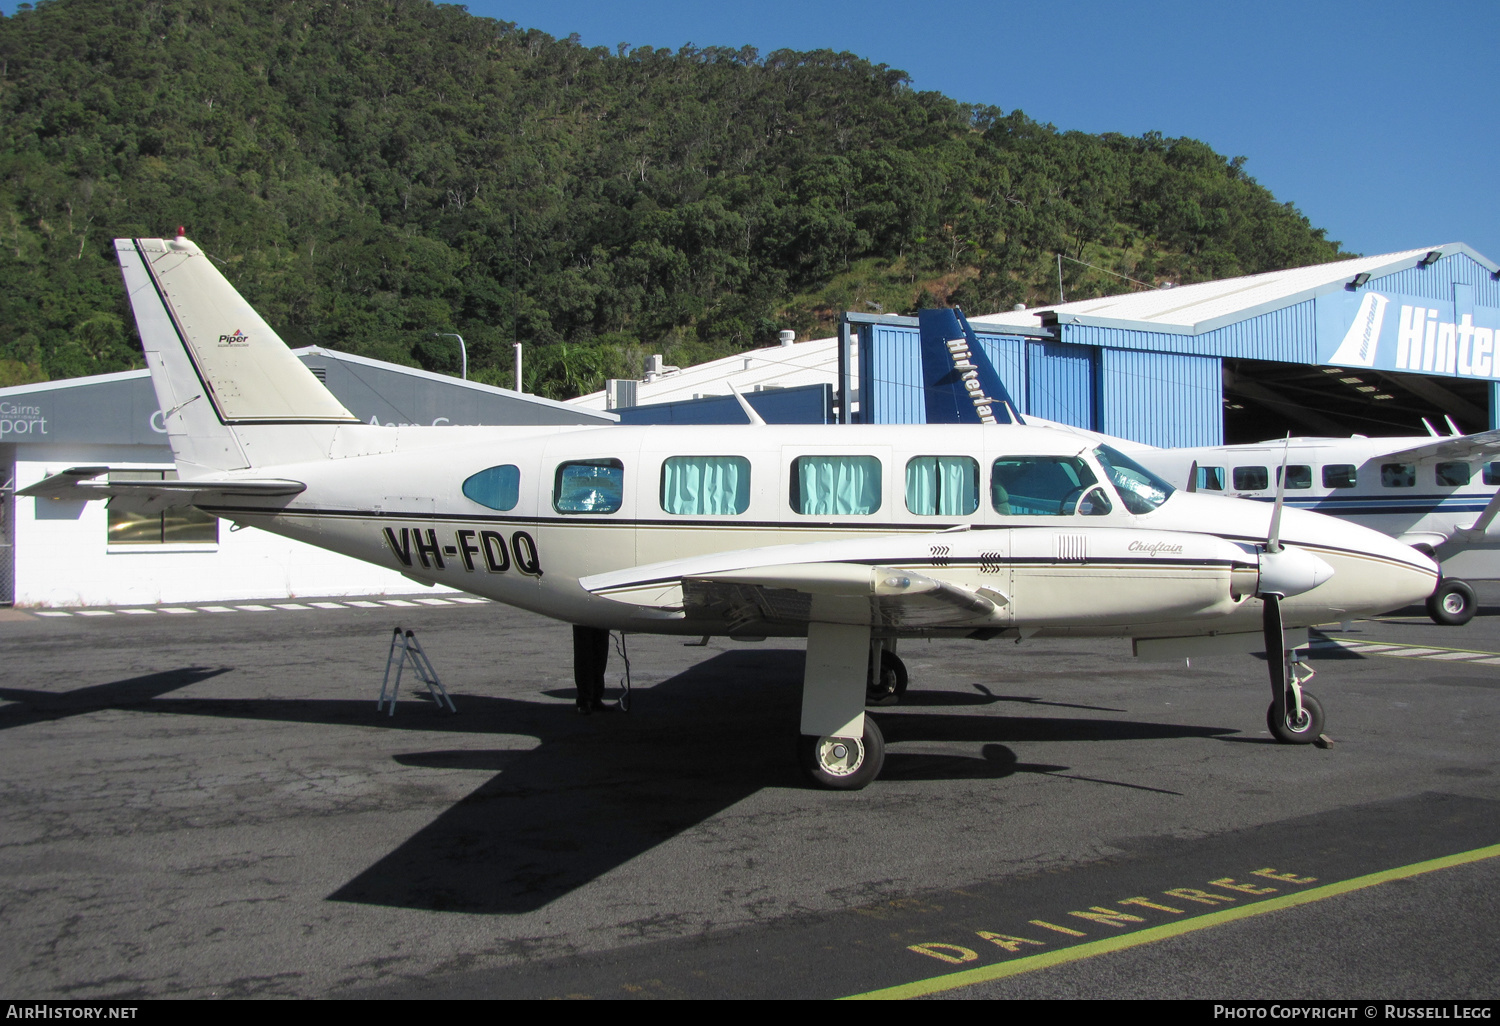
[[0, 350, 612, 608]]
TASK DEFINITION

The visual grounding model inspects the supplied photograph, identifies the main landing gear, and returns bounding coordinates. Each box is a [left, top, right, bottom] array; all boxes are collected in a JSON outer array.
[[1426, 578, 1477, 626], [865, 642, 908, 706]]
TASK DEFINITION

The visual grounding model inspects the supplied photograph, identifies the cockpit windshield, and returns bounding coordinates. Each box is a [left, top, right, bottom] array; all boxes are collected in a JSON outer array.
[[1093, 444, 1175, 514]]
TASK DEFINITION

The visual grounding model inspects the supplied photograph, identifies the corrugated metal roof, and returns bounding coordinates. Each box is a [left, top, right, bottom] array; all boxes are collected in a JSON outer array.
[[969, 244, 1495, 336], [569, 337, 840, 410]]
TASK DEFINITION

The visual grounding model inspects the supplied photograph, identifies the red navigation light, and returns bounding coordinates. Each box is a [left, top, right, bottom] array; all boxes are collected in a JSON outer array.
[[175, 226, 186, 238]]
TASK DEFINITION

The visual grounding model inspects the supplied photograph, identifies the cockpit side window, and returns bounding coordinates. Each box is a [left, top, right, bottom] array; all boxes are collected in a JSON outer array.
[[991, 456, 1099, 516], [462, 465, 520, 511], [554, 459, 625, 514], [1094, 444, 1175, 514]]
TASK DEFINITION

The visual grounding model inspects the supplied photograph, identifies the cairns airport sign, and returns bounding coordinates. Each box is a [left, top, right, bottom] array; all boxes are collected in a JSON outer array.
[[1321, 286, 1500, 381]]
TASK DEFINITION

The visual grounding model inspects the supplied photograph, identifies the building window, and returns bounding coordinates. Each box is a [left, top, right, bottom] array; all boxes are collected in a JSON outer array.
[[554, 459, 624, 514], [1277, 465, 1312, 489], [1381, 463, 1415, 488], [462, 465, 520, 511], [107, 471, 218, 545], [1195, 466, 1225, 491], [1322, 465, 1357, 489], [1233, 466, 1269, 491], [790, 456, 881, 515], [992, 455, 1100, 516], [905, 456, 979, 516], [1436, 462, 1471, 487], [661, 456, 750, 515]]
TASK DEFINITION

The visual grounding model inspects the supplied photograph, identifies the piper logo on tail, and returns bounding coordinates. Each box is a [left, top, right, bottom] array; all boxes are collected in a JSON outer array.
[[217, 329, 249, 347]]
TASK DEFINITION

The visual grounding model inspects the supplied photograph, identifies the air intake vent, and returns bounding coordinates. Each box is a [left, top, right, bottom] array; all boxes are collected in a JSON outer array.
[[1055, 535, 1087, 562], [309, 367, 327, 383]]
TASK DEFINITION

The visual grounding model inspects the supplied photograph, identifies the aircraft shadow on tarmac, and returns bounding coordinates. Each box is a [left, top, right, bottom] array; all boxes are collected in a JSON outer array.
[[0, 666, 231, 731], [2, 653, 1235, 915]]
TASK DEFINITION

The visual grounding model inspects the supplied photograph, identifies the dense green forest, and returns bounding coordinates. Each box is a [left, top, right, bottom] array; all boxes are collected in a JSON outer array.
[[0, 0, 1347, 397]]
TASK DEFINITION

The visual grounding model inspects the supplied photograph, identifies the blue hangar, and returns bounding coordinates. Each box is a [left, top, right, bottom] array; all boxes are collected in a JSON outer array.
[[837, 244, 1500, 445]]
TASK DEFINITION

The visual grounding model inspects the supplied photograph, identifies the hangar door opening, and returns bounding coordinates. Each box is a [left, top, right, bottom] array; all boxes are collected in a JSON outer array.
[[1221, 358, 1493, 444]]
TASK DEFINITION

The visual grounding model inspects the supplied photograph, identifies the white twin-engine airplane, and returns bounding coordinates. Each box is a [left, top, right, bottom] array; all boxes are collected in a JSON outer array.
[[1142, 429, 1500, 627], [22, 237, 1439, 790]]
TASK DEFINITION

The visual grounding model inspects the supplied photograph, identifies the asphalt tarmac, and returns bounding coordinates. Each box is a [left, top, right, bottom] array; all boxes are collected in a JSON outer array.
[[1, 589, 1497, 1000]]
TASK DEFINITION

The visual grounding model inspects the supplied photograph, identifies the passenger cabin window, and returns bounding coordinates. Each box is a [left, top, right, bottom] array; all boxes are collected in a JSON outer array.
[[462, 465, 520, 511], [992, 456, 1099, 516], [790, 455, 881, 515], [660, 456, 750, 515], [905, 456, 979, 516], [1233, 466, 1269, 491], [1381, 463, 1415, 488], [1486, 463, 1500, 487], [1195, 466, 1225, 491], [1277, 465, 1312, 489], [107, 470, 219, 545], [1323, 465, 1357, 489], [554, 459, 624, 514], [1436, 462, 1471, 487]]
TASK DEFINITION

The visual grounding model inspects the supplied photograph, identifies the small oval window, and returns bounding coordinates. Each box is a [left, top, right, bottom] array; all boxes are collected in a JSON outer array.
[[462, 465, 520, 511]]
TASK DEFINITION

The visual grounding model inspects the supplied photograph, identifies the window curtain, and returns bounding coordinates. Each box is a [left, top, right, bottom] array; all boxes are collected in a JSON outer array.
[[796, 456, 881, 515], [661, 456, 750, 515], [905, 457, 978, 516]]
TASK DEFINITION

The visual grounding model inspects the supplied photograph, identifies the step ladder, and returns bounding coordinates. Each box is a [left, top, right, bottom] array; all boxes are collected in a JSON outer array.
[[378, 627, 456, 714]]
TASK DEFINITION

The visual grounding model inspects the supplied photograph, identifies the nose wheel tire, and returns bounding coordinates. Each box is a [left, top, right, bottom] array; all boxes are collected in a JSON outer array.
[[1426, 579, 1476, 626], [800, 716, 885, 790], [1266, 692, 1324, 744], [866, 649, 909, 706]]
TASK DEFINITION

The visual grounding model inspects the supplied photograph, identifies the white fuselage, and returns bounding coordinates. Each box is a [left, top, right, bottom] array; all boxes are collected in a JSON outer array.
[[1144, 437, 1500, 579], [192, 422, 1437, 639]]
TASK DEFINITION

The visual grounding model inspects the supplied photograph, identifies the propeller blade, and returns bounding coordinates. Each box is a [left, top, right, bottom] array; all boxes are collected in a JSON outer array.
[[1263, 592, 1286, 695], [1267, 434, 1290, 554]]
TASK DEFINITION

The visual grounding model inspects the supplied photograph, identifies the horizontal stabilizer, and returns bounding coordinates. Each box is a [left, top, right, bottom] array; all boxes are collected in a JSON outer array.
[[20, 467, 304, 513]]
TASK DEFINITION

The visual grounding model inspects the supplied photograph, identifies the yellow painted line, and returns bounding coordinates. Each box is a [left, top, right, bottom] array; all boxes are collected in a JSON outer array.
[[842, 842, 1500, 1001]]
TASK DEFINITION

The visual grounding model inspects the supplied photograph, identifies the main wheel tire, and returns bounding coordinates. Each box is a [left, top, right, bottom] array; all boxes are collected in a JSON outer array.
[[1426, 579, 1477, 626], [1266, 692, 1324, 744], [800, 716, 885, 790], [866, 649, 909, 706]]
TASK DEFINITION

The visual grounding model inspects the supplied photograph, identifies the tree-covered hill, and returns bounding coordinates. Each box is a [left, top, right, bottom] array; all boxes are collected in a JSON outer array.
[[0, 0, 1347, 396]]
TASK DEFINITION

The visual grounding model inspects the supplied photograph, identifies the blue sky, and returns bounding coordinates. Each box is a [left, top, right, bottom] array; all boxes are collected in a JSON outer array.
[[6, 0, 1497, 265]]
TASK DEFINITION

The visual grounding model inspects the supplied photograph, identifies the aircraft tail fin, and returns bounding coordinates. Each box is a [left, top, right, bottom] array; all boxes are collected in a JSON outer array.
[[916, 308, 1024, 425], [115, 237, 358, 474]]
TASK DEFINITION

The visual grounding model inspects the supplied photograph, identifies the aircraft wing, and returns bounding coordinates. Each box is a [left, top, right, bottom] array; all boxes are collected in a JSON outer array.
[[579, 534, 1008, 632], [19, 466, 305, 513], [1379, 429, 1500, 464]]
